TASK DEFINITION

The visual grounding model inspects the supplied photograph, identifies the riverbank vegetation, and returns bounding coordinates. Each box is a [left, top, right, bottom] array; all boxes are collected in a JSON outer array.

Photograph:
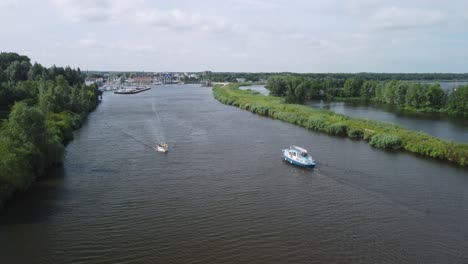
[[213, 84, 468, 167], [207, 72, 468, 83], [265, 76, 468, 116], [0, 52, 100, 205]]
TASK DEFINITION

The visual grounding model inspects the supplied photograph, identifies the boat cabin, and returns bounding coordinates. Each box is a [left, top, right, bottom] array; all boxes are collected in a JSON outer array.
[[290, 145, 309, 157]]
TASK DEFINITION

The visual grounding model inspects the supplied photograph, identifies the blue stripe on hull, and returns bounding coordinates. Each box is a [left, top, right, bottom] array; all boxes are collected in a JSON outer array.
[[282, 152, 316, 168]]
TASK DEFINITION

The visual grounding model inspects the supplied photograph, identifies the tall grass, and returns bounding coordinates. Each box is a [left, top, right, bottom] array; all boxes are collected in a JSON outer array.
[[213, 84, 468, 167]]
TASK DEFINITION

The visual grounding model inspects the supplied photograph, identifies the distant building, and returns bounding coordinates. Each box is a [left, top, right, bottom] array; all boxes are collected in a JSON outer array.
[[163, 73, 173, 83], [132, 76, 153, 84], [236, 78, 246, 83], [85, 77, 104, 86]]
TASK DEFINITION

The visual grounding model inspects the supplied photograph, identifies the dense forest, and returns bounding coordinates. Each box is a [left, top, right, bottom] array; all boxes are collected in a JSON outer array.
[[0, 52, 100, 205], [265, 76, 468, 116]]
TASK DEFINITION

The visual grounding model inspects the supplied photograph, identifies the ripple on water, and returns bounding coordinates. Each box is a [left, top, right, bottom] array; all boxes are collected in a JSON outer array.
[[1, 85, 468, 264]]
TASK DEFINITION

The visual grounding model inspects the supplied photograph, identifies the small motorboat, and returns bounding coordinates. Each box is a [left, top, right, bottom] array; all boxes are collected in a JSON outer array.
[[282, 145, 316, 168], [154, 143, 169, 153]]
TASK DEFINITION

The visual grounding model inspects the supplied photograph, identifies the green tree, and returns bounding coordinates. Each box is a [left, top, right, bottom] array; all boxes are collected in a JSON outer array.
[[393, 82, 408, 107], [284, 76, 307, 103], [14, 81, 40, 103], [5, 102, 47, 149], [360, 80, 377, 100], [307, 79, 323, 99], [3, 102, 48, 175], [382, 81, 397, 104], [266, 76, 287, 97], [446, 85, 468, 115], [405, 84, 421, 108], [425, 84, 446, 109], [0, 136, 35, 190], [27, 62, 45, 81], [0, 53, 101, 204], [0, 52, 30, 72], [5, 60, 31, 82], [343, 77, 364, 97]]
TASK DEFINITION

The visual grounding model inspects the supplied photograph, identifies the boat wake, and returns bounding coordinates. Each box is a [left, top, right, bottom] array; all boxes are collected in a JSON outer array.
[[151, 101, 166, 144], [105, 122, 153, 148], [119, 129, 154, 149]]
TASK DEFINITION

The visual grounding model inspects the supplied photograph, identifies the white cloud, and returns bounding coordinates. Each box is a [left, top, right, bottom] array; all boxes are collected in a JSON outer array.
[[50, 0, 235, 34], [3, 0, 465, 72], [228, 0, 280, 10], [77, 38, 99, 48], [133, 9, 233, 34], [50, 0, 112, 22], [0, 0, 19, 8], [369, 6, 445, 30], [50, 0, 146, 22]]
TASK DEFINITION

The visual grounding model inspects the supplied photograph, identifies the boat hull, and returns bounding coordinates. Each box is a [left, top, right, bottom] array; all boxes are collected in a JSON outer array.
[[114, 87, 151, 94], [282, 150, 316, 168], [154, 146, 168, 153]]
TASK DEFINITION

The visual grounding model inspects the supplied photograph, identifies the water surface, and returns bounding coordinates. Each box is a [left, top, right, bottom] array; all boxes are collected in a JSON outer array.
[[306, 100, 468, 143], [424, 81, 468, 91], [1, 84, 468, 264], [239, 85, 270, 95]]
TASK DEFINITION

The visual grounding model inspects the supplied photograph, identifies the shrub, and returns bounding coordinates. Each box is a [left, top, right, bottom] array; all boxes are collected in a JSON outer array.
[[363, 129, 375, 141], [326, 123, 347, 136], [306, 117, 329, 131], [369, 134, 402, 149], [347, 128, 364, 139]]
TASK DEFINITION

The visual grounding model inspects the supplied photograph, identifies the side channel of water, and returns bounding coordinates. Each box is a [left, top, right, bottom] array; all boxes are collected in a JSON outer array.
[[306, 100, 468, 143], [242, 85, 468, 143]]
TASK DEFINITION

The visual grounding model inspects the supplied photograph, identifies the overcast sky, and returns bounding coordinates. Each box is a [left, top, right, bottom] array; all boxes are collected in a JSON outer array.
[[1, 0, 467, 72]]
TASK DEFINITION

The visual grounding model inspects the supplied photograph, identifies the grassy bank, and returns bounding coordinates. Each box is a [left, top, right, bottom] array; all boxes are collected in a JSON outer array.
[[213, 84, 468, 167]]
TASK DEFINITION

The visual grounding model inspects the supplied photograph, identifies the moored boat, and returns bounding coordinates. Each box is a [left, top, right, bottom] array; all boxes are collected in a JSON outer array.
[[282, 145, 316, 168], [114, 86, 151, 94]]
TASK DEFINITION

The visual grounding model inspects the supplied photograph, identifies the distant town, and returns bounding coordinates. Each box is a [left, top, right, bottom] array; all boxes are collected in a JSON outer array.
[[85, 71, 208, 91], [84, 71, 270, 92]]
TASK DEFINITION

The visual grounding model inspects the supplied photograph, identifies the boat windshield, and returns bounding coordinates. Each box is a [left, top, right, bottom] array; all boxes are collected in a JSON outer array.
[[291, 145, 308, 154]]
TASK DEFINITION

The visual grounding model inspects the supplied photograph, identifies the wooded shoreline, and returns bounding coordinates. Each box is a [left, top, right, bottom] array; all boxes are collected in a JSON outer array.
[[0, 52, 101, 206]]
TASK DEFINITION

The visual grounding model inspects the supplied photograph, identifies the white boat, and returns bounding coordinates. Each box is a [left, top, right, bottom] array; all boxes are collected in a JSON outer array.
[[282, 145, 316, 168], [154, 143, 168, 153]]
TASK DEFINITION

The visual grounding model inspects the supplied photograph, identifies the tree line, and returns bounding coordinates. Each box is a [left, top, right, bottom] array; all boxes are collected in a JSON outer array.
[[207, 72, 468, 83], [265, 75, 468, 116], [0, 52, 100, 205]]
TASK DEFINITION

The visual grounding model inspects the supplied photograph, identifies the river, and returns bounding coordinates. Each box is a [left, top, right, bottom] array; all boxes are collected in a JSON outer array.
[[1, 84, 467, 263]]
